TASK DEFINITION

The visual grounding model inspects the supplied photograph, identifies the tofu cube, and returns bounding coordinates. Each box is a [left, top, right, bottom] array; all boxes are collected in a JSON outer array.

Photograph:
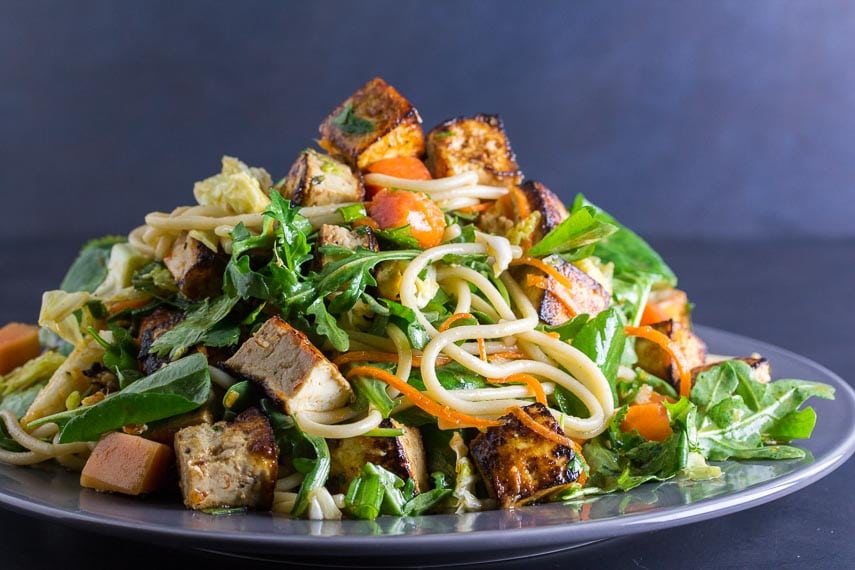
[[224, 316, 353, 414], [477, 180, 568, 245], [280, 149, 364, 206], [426, 114, 522, 187], [328, 418, 428, 493], [517, 255, 611, 326], [319, 77, 424, 169], [646, 288, 692, 329], [469, 403, 585, 508], [317, 224, 378, 268], [137, 307, 184, 375], [174, 407, 278, 511], [636, 319, 707, 388], [163, 232, 227, 300]]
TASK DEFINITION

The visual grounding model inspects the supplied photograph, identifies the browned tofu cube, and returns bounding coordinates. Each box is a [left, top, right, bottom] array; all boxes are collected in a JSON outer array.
[[80, 432, 174, 496], [280, 149, 364, 206], [426, 114, 523, 187], [636, 319, 707, 388], [224, 316, 353, 414], [517, 255, 611, 326], [137, 307, 184, 374], [319, 77, 424, 169], [692, 356, 771, 384], [470, 403, 585, 508], [328, 418, 428, 494], [163, 232, 227, 300], [174, 407, 278, 511], [316, 224, 378, 268], [142, 390, 219, 445], [477, 180, 568, 246]]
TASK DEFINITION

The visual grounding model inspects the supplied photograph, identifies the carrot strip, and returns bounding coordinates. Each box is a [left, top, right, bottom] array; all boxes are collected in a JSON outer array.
[[487, 348, 528, 362], [625, 325, 692, 398], [105, 297, 152, 315], [512, 257, 576, 294], [492, 374, 547, 405], [438, 312, 477, 332], [509, 407, 580, 456], [477, 338, 488, 362], [346, 366, 501, 429], [525, 273, 578, 317]]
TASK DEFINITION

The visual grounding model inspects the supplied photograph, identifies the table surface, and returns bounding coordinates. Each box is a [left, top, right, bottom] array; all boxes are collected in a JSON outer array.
[[0, 237, 852, 569]]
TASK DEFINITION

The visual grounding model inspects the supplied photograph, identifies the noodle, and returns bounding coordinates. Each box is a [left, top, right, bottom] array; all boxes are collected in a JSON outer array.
[[0, 411, 92, 467]]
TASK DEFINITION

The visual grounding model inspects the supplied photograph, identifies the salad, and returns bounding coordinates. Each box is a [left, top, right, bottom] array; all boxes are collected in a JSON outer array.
[[0, 78, 835, 520]]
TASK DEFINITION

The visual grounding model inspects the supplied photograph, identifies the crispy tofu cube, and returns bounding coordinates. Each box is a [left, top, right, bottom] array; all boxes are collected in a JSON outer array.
[[517, 255, 610, 325], [174, 407, 278, 511], [319, 77, 424, 169], [224, 316, 353, 414], [328, 418, 428, 494], [80, 432, 174, 496], [137, 307, 184, 375], [470, 403, 585, 508], [636, 319, 707, 388], [280, 149, 365, 206], [426, 114, 522, 187], [163, 232, 227, 300], [478, 180, 568, 245], [692, 356, 771, 384], [142, 390, 219, 445], [317, 224, 378, 268]]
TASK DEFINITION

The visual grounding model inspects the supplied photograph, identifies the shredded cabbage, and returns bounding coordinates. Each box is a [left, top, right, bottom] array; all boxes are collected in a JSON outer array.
[[38, 290, 93, 346], [193, 156, 273, 214]]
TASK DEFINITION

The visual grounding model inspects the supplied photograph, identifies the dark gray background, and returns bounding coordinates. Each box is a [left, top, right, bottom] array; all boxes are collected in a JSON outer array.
[[2, 0, 854, 244]]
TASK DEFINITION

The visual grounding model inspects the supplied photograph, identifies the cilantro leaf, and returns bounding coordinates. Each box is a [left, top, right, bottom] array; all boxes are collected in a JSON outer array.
[[331, 103, 375, 136]]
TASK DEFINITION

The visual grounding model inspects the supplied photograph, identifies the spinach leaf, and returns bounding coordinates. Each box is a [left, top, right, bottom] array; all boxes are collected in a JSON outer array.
[[88, 327, 141, 389], [60, 236, 127, 293], [31, 353, 211, 443], [573, 195, 676, 324], [526, 206, 618, 258]]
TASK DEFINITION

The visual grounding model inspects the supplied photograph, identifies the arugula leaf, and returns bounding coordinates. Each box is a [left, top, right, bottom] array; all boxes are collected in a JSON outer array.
[[31, 353, 211, 443], [331, 103, 375, 136], [375, 226, 422, 249], [60, 236, 127, 293], [150, 295, 239, 358], [691, 360, 835, 460], [526, 206, 618, 258], [351, 375, 398, 418]]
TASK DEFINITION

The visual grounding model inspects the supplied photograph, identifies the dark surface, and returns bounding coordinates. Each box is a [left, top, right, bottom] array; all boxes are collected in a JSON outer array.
[[0, 239, 852, 569], [3, 0, 855, 241]]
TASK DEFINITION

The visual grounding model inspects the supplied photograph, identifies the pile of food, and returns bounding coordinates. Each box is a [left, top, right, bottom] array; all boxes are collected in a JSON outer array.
[[0, 78, 834, 519]]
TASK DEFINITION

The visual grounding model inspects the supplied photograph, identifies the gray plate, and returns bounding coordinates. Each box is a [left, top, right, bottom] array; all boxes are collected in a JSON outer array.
[[0, 326, 853, 566]]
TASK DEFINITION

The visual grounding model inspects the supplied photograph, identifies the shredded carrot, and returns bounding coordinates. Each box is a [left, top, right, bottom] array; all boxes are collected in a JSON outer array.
[[625, 325, 692, 398], [525, 273, 578, 317], [509, 407, 578, 452], [509, 186, 532, 219], [457, 200, 495, 214], [105, 297, 151, 315], [512, 257, 576, 293], [346, 366, 501, 429], [438, 312, 477, 332], [477, 338, 488, 362], [488, 348, 528, 362], [492, 374, 547, 405]]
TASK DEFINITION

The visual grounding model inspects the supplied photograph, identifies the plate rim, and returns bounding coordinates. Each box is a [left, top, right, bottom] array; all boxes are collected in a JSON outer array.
[[0, 325, 853, 556]]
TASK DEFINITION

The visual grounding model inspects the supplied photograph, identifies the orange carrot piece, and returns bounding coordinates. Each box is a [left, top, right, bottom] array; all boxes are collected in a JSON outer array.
[[364, 156, 432, 199], [367, 188, 446, 249], [619, 402, 673, 442], [438, 312, 477, 332], [0, 323, 41, 375], [105, 297, 151, 315], [625, 325, 692, 398], [492, 374, 547, 406], [346, 366, 500, 429]]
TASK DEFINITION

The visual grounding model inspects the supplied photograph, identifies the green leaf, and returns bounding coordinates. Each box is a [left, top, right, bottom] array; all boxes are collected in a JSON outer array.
[[290, 432, 331, 518], [375, 226, 422, 249], [132, 261, 178, 299], [571, 307, 626, 403], [36, 353, 212, 443], [60, 236, 127, 293], [338, 203, 368, 223], [88, 327, 142, 389], [331, 102, 375, 136], [526, 206, 618, 258], [0, 382, 46, 419], [351, 375, 398, 418], [150, 295, 239, 358]]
